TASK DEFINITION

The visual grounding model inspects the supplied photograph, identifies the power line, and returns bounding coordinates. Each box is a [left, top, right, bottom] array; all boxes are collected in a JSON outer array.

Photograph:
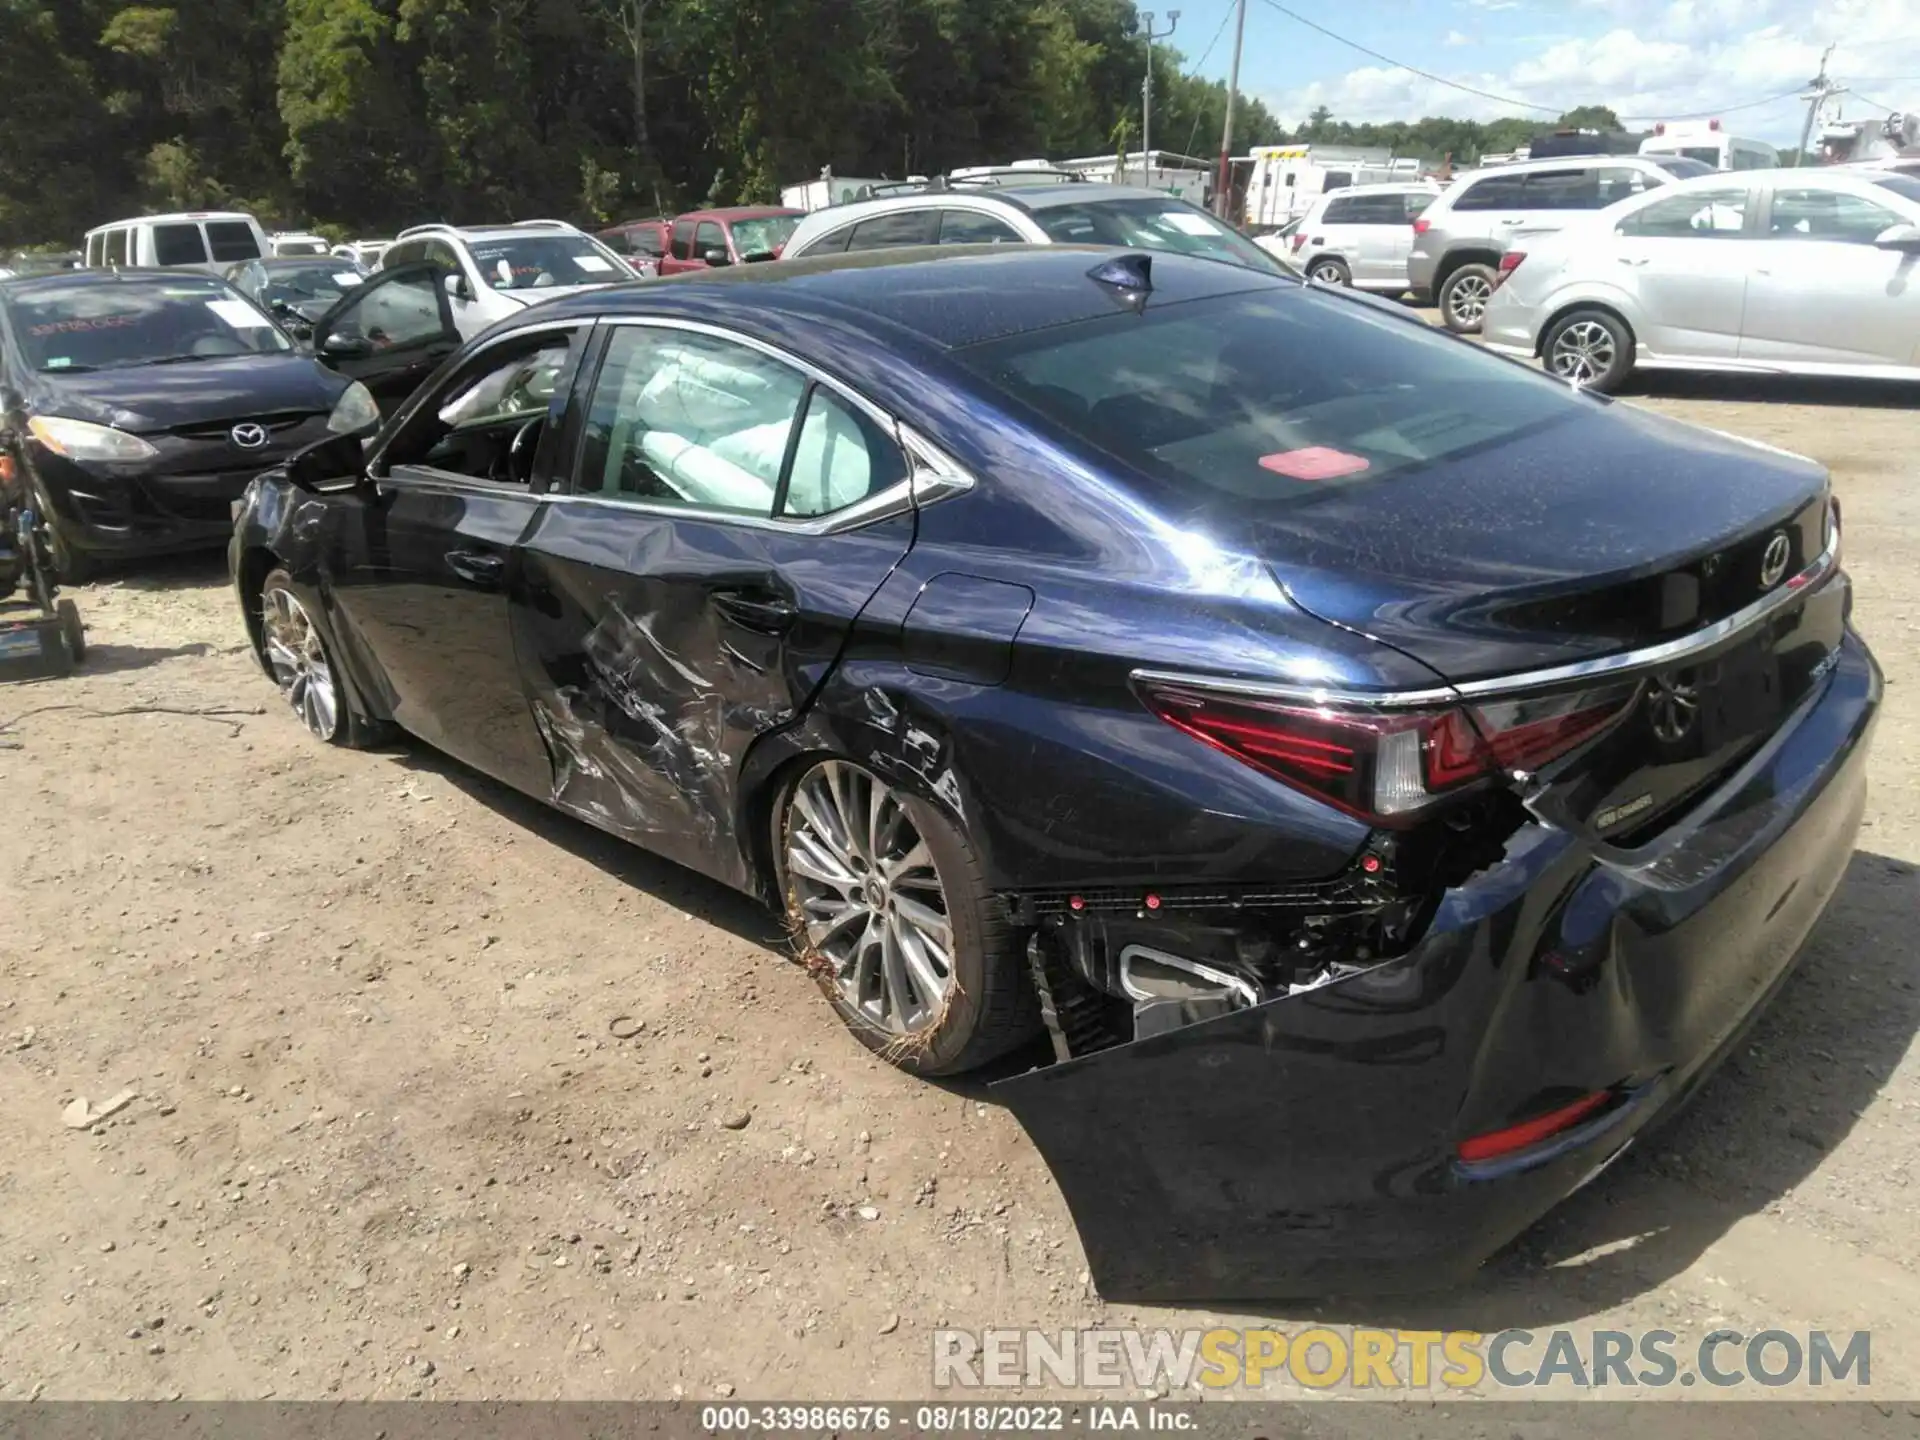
[[1250, 0, 1818, 127], [1182, 4, 1238, 160], [1851, 92, 1900, 112]]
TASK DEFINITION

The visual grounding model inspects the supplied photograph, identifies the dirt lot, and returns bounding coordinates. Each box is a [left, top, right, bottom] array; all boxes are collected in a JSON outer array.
[[2, 373, 1918, 1405]]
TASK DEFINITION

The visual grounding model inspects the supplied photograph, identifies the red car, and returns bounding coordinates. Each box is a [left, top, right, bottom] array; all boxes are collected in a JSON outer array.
[[596, 217, 670, 277], [656, 206, 804, 275]]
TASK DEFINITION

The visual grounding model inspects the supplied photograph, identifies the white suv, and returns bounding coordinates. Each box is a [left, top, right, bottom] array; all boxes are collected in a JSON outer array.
[[377, 221, 634, 339], [1284, 183, 1439, 293]]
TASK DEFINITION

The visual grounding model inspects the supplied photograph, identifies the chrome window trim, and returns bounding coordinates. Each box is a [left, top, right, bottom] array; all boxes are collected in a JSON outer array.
[[1131, 527, 1841, 710], [899, 425, 978, 505]]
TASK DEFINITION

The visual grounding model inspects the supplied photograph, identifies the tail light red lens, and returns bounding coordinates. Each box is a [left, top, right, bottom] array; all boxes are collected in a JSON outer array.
[[1412, 218, 1431, 236], [1291, 232, 1307, 252], [1137, 679, 1639, 826], [1493, 251, 1525, 289]]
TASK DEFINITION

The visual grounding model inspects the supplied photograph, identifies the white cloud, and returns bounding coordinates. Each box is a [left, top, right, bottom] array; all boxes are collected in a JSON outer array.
[[1254, 0, 1920, 143], [1443, 29, 1473, 47]]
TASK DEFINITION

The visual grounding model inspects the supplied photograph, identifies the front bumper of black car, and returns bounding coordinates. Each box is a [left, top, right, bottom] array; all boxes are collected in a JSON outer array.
[[30, 419, 330, 561], [995, 629, 1881, 1300]]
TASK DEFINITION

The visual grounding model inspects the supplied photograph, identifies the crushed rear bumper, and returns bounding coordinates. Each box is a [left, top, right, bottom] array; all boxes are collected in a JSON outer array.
[[994, 631, 1880, 1299]]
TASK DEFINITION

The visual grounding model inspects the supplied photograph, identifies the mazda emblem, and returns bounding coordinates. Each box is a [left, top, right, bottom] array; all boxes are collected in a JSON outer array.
[[1646, 672, 1699, 744], [230, 423, 270, 450], [1759, 532, 1791, 590]]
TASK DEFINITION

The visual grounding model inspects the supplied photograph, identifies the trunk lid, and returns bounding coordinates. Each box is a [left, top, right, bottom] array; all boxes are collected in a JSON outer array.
[[1245, 405, 1839, 842]]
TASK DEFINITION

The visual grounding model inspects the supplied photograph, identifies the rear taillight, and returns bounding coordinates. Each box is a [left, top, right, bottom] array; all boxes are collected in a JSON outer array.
[[1493, 251, 1525, 289], [1137, 679, 1639, 826], [1412, 218, 1431, 236], [1290, 232, 1307, 252]]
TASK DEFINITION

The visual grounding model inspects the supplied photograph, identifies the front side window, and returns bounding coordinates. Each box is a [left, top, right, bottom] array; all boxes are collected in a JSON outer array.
[[1034, 199, 1281, 273], [1768, 188, 1904, 244], [694, 221, 728, 260], [383, 331, 580, 484], [937, 209, 1023, 244], [844, 211, 937, 251], [3, 276, 291, 371], [670, 219, 696, 261], [1521, 168, 1604, 210], [329, 270, 449, 350], [205, 221, 262, 261], [1618, 188, 1751, 238], [152, 223, 210, 265], [575, 327, 809, 514], [105, 229, 130, 266]]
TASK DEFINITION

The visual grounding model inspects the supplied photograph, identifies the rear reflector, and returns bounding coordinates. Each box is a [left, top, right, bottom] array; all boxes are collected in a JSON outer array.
[[1458, 1091, 1612, 1163], [1136, 678, 1640, 826]]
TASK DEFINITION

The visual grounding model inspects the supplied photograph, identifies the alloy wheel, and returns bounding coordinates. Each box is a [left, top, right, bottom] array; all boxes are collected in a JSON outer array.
[[1548, 320, 1617, 387], [1309, 261, 1347, 285], [785, 761, 955, 1035], [260, 582, 341, 741], [1446, 272, 1492, 327]]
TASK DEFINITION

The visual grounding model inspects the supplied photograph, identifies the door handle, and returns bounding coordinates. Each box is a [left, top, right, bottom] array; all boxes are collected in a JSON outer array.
[[446, 549, 506, 586], [1499, 218, 1525, 226], [1617, 256, 1651, 266], [711, 589, 797, 634]]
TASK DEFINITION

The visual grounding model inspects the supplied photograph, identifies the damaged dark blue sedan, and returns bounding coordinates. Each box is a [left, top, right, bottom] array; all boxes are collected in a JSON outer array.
[[231, 247, 1879, 1300]]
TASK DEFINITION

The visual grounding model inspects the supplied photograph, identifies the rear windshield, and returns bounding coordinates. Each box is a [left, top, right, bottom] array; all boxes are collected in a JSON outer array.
[[467, 235, 626, 290], [1872, 174, 1920, 204], [1033, 199, 1283, 274], [257, 262, 364, 308], [206, 221, 263, 261], [1645, 156, 1715, 178], [955, 289, 1584, 518], [3, 276, 291, 372]]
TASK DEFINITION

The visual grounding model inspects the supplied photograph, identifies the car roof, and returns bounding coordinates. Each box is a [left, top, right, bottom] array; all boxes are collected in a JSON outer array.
[[521, 244, 1286, 349], [1456, 154, 1667, 181], [86, 212, 259, 230], [0, 266, 230, 296]]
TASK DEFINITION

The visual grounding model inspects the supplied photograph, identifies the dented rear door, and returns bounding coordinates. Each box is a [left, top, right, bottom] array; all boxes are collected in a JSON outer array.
[[511, 318, 917, 889]]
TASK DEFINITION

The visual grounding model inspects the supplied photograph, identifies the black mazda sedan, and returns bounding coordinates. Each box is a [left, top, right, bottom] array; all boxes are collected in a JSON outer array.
[[230, 247, 1878, 1299], [0, 268, 381, 577]]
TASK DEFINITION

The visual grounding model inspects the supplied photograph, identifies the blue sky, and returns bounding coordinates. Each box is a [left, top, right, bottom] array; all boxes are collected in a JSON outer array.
[[1173, 0, 1920, 146]]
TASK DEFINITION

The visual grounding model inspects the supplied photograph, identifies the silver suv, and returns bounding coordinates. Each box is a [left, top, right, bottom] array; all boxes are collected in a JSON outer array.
[[1286, 183, 1439, 292], [1409, 154, 1713, 332]]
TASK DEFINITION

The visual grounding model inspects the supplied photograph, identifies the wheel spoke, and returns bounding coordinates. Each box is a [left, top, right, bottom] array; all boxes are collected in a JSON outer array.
[[878, 918, 918, 1028], [789, 830, 859, 891], [891, 893, 952, 953]]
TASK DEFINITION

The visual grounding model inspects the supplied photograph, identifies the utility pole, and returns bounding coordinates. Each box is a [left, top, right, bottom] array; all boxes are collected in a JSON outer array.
[[1216, 0, 1247, 218], [1140, 10, 1180, 187], [1796, 44, 1842, 166]]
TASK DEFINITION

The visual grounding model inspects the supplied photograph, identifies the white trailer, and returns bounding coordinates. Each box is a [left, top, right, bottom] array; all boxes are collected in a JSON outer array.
[[1638, 119, 1778, 171], [1242, 145, 1422, 227], [780, 169, 897, 213], [1059, 151, 1212, 206]]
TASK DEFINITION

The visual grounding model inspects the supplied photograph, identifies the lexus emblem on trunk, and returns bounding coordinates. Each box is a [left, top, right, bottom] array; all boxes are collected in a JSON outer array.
[[1647, 673, 1700, 744], [1760, 532, 1792, 589], [230, 423, 269, 450]]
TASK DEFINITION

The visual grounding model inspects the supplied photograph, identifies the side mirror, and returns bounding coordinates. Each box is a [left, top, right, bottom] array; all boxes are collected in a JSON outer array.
[[443, 272, 473, 300], [1873, 223, 1920, 253], [320, 332, 372, 361], [702, 247, 732, 267]]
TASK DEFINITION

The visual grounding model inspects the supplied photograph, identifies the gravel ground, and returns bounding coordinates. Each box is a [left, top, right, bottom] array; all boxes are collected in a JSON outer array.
[[1, 369, 1917, 1404]]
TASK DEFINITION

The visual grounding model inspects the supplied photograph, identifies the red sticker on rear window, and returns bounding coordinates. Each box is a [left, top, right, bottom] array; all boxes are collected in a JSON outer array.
[[1259, 447, 1371, 480]]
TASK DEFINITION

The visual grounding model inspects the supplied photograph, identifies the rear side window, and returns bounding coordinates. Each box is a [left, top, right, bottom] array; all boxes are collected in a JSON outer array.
[[844, 211, 937, 251], [1320, 196, 1358, 223], [152, 223, 209, 265], [205, 222, 261, 261], [1326, 193, 1408, 224], [956, 289, 1583, 514], [85, 233, 103, 267], [670, 219, 696, 261], [937, 210, 1023, 244], [1451, 173, 1526, 211], [1402, 192, 1433, 221]]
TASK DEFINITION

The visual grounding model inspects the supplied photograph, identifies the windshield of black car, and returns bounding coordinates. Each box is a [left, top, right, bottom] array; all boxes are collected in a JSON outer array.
[[5, 278, 292, 371], [730, 215, 801, 256], [466, 236, 624, 290], [1033, 199, 1283, 273], [956, 288, 1585, 515], [260, 264, 363, 307], [1645, 155, 1716, 178]]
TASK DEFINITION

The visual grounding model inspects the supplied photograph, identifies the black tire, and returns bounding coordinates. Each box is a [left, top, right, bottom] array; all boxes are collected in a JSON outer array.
[[33, 482, 90, 584], [777, 759, 1038, 1076], [258, 567, 386, 748], [56, 598, 85, 663], [1541, 307, 1636, 394], [1307, 257, 1351, 287], [1438, 262, 1498, 334]]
